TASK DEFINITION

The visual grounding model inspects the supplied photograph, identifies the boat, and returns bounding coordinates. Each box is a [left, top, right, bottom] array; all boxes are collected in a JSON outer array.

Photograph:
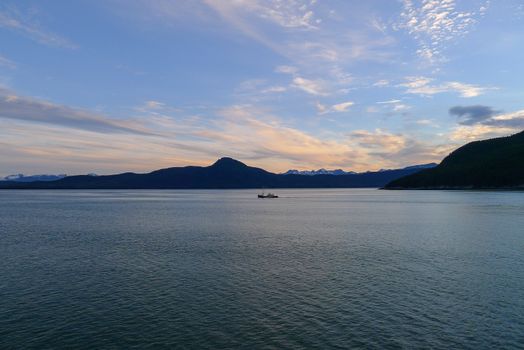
[[258, 192, 278, 198]]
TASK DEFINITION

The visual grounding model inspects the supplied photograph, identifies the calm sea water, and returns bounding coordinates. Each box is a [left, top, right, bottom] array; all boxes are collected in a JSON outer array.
[[0, 189, 523, 349]]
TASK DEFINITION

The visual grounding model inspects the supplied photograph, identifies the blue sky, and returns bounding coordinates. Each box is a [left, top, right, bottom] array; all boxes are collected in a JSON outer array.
[[1, 0, 524, 176]]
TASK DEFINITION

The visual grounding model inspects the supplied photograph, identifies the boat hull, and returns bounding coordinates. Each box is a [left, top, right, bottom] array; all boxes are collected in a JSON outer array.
[[258, 194, 278, 198]]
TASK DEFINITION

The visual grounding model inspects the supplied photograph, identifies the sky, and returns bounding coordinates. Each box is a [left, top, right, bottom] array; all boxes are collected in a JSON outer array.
[[1, 0, 524, 176]]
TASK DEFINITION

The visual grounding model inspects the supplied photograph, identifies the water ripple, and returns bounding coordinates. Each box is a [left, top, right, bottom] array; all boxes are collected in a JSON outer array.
[[1, 189, 523, 349]]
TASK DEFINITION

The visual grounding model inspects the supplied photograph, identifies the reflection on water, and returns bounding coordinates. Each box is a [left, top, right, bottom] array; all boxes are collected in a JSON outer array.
[[1, 189, 523, 349]]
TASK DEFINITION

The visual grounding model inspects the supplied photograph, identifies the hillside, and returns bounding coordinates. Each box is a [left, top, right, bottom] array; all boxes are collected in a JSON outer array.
[[0, 157, 433, 189], [385, 131, 524, 189]]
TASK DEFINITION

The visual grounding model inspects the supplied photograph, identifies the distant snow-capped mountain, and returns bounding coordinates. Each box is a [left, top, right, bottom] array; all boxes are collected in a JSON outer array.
[[2, 174, 67, 182], [284, 163, 438, 176], [283, 168, 356, 176]]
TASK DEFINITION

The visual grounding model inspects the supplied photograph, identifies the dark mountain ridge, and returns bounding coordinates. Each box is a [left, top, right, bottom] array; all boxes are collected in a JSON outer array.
[[0, 157, 434, 189], [282, 163, 438, 176], [385, 130, 524, 189], [2, 174, 67, 182]]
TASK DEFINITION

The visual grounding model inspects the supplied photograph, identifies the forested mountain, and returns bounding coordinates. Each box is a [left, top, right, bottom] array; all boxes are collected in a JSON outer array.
[[385, 131, 524, 189]]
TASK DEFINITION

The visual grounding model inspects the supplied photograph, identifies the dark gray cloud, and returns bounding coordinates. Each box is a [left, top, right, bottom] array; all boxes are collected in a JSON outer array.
[[450, 105, 524, 129], [449, 105, 501, 125], [0, 89, 155, 135], [484, 112, 524, 128]]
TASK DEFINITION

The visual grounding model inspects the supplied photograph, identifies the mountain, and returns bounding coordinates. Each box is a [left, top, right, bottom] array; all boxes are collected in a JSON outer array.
[[283, 168, 356, 175], [391, 163, 438, 171], [2, 174, 67, 182], [385, 131, 524, 189], [0, 157, 434, 189], [376, 163, 437, 173], [283, 163, 437, 176]]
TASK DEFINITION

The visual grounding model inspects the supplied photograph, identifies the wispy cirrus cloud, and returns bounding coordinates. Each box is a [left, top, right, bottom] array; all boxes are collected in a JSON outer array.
[[0, 88, 153, 135], [398, 0, 489, 63], [377, 99, 402, 104], [274, 65, 332, 97], [0, 54, 16, 69], [399, 76, 494, 98], [275, 65, 298, 74], [377, 99, 411, 112], [0, 5, 76, 48], [195, 0, 319, 57], [316, 101, 354, 114], [331, 101, 354, 112], [291, 76, 327, 96], [373, 79, 390, 87], [0, 119, 212, 177], [232, 79, 288, 102], [136, 1, 396, 92], [205, 0, 320, 30]]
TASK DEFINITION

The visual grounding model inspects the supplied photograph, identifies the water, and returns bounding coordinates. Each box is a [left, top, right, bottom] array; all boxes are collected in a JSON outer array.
[[0, 189, 523, 349]]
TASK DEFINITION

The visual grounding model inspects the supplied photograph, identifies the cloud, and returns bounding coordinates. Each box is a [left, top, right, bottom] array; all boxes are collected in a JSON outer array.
[[0, 54, 16, 69], [445, 82, 495, 98], [135, 1, 395, 86], [315, 102, 328, 114], [0, 94, 449, 175], [316, 100, 355, 114], [144, 100, 165, 110], [392, 104, 410, 112], [449, 107, 524, 142], [449, 124, 516, 143], [377, 99, 410, 112], [194, 104, 359, 169], [233, 79, 289, 101], [0, 88, 154, 135], [288, 30, 396, 65], [398, 0, 489, 62], [415, 119, 438, 127], [0, 118, 213, 177], [252, 0, 319, 29], [377, 99, 402, 104], [349, 129, 450, 167], [275, 65, 299, 74], [134, 99, 185, 116], [332, 101, 354, 112], [0, 6, 76, 48], [275, 64, 351, 97], [205, 0, 319, 30], [261, 86, 287, 93], [351, 129, 407, 152], [400, 76, 493, 98], [291, 76, 327, 95], [489, 110, 524, 127], [195, 0, 320, 57], [373, 79, 390, 87], [200, 106, 445, 171], [449, 105, 500, 125], [450, 105, 524, 129]]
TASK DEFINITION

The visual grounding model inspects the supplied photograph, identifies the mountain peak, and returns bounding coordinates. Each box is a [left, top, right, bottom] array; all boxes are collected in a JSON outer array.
[[210, 157, 248, 169]]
